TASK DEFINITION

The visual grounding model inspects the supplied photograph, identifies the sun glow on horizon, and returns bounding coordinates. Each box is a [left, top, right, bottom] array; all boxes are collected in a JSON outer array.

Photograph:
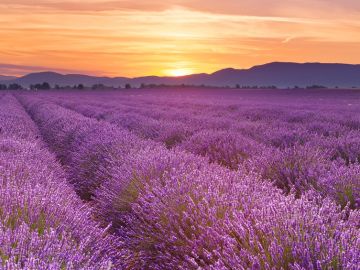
[[1, 1, 360, 76], [166, 68, 194, 77]]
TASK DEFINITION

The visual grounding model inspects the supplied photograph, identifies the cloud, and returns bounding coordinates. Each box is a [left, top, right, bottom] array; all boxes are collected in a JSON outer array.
[[0, 0, 176, 12], [0, 63, 90, 76], [282, 36, 296, 44], [0, 1, 360, 76], [2, 0, 360, 18]]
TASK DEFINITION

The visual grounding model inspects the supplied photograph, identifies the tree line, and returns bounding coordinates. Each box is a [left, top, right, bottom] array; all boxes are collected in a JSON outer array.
[[0, 82, 358, 90]]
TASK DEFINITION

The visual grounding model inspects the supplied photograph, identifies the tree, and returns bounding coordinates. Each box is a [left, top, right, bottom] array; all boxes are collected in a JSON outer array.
[[0, 84, 7, 90], [306, 85, 327, 89], [92, 84, 104, 90], [30, 82, 50, 90], [41, 82, 51, 90], [77, 84, 84, 90], [125, 83, 131, 89], [8, 83, 22, 90]]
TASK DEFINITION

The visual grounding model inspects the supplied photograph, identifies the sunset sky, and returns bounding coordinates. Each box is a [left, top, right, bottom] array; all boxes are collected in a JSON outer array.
[[1, 0, 360, 77]]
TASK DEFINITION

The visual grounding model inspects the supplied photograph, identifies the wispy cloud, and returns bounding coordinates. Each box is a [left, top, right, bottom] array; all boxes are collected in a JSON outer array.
[[3, 1, 360, 17], [0, 63, 89, 76], [0, 1, 359, 76]]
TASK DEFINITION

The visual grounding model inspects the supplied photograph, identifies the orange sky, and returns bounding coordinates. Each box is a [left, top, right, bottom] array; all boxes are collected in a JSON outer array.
[[1, 0, 360, 77]]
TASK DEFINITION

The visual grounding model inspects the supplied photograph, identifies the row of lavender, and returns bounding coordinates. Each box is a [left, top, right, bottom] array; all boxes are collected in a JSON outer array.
[[47, 92, 360, 210], [18, 93, 360, 269], [0, 94, 116, 268]]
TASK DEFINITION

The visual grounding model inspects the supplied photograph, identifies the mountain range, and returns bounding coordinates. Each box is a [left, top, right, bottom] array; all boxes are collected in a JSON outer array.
[[1, 62, 360, 88], [0, 75, 17, 81]]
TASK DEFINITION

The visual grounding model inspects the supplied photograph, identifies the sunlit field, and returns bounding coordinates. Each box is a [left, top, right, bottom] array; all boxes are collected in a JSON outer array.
[[1, 88, 359, 269]]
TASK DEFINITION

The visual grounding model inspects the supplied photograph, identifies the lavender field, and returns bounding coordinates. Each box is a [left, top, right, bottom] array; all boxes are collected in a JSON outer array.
[[1, 88, 359, 269]]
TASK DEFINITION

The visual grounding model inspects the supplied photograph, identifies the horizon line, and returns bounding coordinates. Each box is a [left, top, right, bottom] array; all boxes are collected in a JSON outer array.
[[1, 61, 360, 79]]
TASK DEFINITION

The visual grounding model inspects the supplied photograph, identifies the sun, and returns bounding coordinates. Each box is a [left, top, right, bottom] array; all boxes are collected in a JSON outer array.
[[167, 68, 193, 77]]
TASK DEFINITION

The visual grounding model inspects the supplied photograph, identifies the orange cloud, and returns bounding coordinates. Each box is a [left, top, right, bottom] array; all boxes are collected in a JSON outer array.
[[0, 1, 360, 77]]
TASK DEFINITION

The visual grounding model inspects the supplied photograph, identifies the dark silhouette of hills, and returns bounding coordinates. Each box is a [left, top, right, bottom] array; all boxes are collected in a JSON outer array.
[[6, 72, 128, 87], [1, 62, 360, 88], [0, 75, 16, 81]]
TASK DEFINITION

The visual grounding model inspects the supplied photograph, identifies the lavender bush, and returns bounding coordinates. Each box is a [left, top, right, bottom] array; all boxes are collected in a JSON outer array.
[[46, 90, 360, 210], [180, 129, 261, 169], [15, 89, 360, 269], [0, 95, 117, 268]]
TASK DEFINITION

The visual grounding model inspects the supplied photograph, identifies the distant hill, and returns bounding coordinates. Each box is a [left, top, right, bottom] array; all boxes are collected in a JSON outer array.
[[0, 75, 17, 81], [7, 72, 128, 88], [1, 62, 360, 88]]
